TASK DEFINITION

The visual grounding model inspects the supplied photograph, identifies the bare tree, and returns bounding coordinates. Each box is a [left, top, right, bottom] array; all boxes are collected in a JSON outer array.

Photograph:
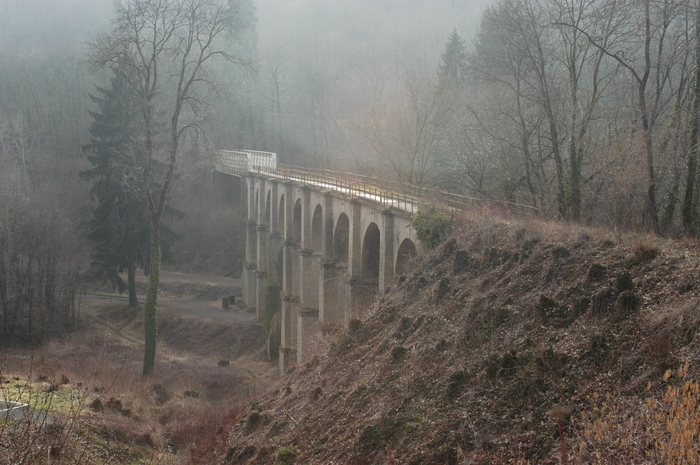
[[683, 0, 700, 233], [90, 0, 250, 375], [564, 0, 689, 234], [549, 0, 623, 221], [363, 73, 443, 187]]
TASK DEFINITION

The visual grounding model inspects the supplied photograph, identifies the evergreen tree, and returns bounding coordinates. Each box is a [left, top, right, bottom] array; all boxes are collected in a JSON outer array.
[[433, 29, 469, 191], [81, 70, 149, 307], [438, 29, 468, 89]]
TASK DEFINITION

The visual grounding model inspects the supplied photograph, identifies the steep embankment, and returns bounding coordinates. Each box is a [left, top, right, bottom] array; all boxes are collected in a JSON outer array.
[[224, 215, 700, 465]]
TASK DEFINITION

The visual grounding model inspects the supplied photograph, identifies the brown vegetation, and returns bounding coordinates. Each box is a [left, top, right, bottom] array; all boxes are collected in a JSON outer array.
[[0, 285, 270, 465], [223, 210, 700, 464]]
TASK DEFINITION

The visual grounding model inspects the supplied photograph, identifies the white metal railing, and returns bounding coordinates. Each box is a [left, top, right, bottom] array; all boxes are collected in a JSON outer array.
[[214, 150, 277, 176], [246, 150, 277, 173]]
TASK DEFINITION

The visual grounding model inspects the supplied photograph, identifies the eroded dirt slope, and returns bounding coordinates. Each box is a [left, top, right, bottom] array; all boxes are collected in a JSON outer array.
[[224, 217, 700, 465]]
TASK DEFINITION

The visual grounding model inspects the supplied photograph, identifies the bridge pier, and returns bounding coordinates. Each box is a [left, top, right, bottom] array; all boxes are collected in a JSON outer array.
[[280, 239, 300, 372], [320, 262, 344, 327], [298, 249, 321, 363], [243, 177, 258, 312], [348, 279, 377, 322], [379, 210, 395, 291], [255, 225, 269, 320]]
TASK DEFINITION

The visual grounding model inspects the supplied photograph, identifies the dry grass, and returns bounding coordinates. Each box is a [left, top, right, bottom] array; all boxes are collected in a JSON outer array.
[[0, 299, 267, 465], [572, 360, 700, 465], [223, 202, 700, 465]]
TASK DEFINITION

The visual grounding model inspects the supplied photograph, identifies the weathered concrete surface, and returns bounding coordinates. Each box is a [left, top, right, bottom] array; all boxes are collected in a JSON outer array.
[[242, 175, 422, 372]]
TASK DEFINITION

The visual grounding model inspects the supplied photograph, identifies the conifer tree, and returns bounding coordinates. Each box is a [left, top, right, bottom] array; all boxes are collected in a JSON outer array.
[[81, 70, 149, 308], [433, 29, 469, 190], [438, 29, 468, 89]]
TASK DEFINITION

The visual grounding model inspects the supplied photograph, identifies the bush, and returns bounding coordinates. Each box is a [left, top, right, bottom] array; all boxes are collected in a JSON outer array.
[[412, 206, 455, 249], [275, 444, 298, 464]]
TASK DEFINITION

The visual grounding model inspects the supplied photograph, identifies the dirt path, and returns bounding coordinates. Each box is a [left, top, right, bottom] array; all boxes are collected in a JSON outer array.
[[82, 270, 253, 323]]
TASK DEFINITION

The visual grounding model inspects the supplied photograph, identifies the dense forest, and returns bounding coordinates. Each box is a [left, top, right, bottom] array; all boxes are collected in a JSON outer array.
[[2, 0, 700, 343]]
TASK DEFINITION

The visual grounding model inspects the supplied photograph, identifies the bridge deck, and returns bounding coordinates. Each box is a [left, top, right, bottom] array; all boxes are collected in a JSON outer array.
[[214, 150, 537, 215]]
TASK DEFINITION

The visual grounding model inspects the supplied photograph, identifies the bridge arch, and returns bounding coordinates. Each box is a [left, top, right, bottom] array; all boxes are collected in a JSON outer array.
[[311, 204, 323, 251], [361, 222, 381, 283], [395, 238, 417, 280], [333, 213, 350, 264], [265, 190, 271, 225]]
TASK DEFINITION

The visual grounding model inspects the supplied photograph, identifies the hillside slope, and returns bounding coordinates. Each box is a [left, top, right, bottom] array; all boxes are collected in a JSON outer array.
[[223, 216, 700, 465]]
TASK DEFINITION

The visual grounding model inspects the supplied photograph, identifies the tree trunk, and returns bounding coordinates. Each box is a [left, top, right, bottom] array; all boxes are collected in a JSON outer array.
[[683, 2, 700, 234], [548, 110, 566, 218], [641, 0, 660, 235], [128, 261, 138, 308], [142, 225, 161, 376], [641, 108, 660, 234]]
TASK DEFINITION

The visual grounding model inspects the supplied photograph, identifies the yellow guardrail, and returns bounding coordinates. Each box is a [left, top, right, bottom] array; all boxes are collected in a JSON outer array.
[[214, 150, 539, 215]]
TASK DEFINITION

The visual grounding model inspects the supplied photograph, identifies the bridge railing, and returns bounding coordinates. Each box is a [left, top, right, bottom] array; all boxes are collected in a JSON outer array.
[[214, 150, 538, 215], [215, 150, 278, 176], [215, 150, 251, 176], [246, 150, 277, 173], [263, 164, 538, 215]]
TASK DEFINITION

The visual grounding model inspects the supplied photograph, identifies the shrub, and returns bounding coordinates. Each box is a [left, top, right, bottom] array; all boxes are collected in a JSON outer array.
[[586, 263, 607, 283], [275, 444, 298, 464], [391, 346, 408, 361], [412, 206, 455, 249], [630, 243, 659, 264]]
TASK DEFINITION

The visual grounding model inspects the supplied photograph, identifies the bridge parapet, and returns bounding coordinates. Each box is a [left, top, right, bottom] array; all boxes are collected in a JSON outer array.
[[215, 149, 277, 176], [247, 150, 277, 172]]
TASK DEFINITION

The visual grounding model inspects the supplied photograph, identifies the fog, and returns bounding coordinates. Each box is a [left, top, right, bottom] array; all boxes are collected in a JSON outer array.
[[0, 0, 490, 168], [2, 0, 696, 299], [0, 0, 491, 315]]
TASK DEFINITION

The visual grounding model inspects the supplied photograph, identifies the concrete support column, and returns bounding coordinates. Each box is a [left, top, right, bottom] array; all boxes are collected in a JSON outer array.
[[320, 262, 343, 327], [348, 278, 376, 323], [297, 307, 319, 365], [346, 200, 364, 320], [269, 182, 283, 280], [242, 263, 256, 312], [243, 176, 258, 311], [319, 194, 338, 328], [279, 182, 297, 373], [280, 241, 298, 372], [380, 210, 395, 291], [255, 179, 269, 320], [297, 249, 320, 363], [300, 250, 320, 311], [255, 225, 269, 320]]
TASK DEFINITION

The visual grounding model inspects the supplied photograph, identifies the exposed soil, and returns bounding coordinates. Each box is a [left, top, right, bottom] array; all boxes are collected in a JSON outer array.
[[223, 215, 700, 464]]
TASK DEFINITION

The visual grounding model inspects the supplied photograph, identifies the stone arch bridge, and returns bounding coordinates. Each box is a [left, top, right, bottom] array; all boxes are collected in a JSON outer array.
[[214, 150, 534, 371], [215, 150, 424, 371]]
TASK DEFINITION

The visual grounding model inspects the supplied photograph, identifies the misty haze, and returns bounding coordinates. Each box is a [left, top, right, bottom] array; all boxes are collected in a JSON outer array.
[[1, 0, 700, 464]]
